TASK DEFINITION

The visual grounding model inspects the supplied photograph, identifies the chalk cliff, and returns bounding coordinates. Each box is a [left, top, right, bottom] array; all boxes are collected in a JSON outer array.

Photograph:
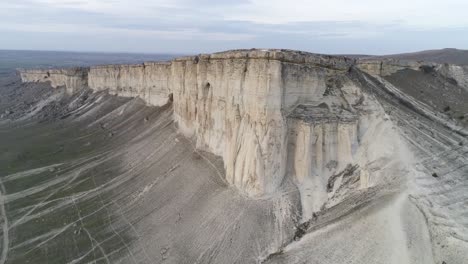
[[14, 49, 468, 263], [88, 62, 172, 106], [17, 49, 456, 203], [19, 67, 88, 93], [170, 51, 357, 196], [19, 50, 360, 199]]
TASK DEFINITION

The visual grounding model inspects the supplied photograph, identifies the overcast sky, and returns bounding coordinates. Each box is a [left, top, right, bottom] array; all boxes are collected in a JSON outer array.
[[1, 0, 467, 55]]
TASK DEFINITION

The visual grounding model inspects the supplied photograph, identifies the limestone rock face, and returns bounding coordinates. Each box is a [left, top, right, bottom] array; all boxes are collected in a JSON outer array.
[[287, 110, 358, 215], [19, 68, 88, 93], [357, 59, 423, 76], [88, 62, 172, 106], [15, 49, 410, 200], [170, 50, 354, 196], [171, 54, 288, 195], [14, 49, 468, 263], [436, 64, 468, 91]]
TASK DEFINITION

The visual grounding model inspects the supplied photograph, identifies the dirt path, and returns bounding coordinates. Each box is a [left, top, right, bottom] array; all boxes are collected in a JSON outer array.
[[0, 179, 9, 264]]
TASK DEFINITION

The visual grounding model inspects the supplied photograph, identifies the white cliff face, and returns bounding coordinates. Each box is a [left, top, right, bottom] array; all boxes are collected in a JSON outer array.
[[283, 73, 411, 219], [19, 68, 88, 93], [17, 50, 403, 201], [170, 50, 356, 196], [15, 49, 468, 263], [170, 53, 287, 195], [88, 62, 172, 106], [287, 117, 358, 215]]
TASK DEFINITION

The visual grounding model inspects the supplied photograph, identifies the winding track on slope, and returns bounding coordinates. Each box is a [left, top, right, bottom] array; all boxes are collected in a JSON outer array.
[[0, 179, 9, 264]]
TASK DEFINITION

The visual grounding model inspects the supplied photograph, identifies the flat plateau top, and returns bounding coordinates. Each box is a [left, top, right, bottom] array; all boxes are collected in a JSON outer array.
[[18, 49, 356, 72]]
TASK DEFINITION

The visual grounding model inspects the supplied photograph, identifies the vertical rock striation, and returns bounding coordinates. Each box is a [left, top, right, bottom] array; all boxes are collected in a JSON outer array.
[[88, 62, 172, 106], [16, 50, 413, 202], [169, 50, 357, 196], [171, 52, 288, 195], [18, 67, 88, 93], [15, 49, 468, 263]]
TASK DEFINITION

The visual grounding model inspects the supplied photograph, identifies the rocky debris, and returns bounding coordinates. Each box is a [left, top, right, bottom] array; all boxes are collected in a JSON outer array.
[[73, 228, 82, 235], [293, 220, 312, 241], [327, 164, 360, 192], [325, 160, 338, 170], [289, 104, 357, 124], [420, 65, 436, 74], [160, 247, 169, 260], [323, 76, 344, 96]]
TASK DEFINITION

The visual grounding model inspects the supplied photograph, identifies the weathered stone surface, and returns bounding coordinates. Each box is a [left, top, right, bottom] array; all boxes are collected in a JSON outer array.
[[18, 49, 356, 197], [88, 62, 172, 106], [11, 48, 468, 263], [436, 63, 468, 91], [356, 59, 424, 76], [19, 67, 88, 93], [17, 49, 466, 202]]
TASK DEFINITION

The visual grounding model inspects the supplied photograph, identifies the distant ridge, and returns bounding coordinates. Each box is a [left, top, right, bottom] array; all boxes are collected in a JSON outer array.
[[366, 48, 468, 65]]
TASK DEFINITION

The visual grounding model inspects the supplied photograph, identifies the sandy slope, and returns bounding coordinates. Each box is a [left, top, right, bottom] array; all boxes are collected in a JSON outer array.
[[0, 77, 301, 263]]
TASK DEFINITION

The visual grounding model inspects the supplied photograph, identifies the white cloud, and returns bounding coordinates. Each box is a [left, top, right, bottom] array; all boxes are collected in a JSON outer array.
[[225, 0, 468, 29], [0, 22, 254, 41], [25, 0, 182, 16], [0, 0, 466, 53], [4, 0, 468, 29]]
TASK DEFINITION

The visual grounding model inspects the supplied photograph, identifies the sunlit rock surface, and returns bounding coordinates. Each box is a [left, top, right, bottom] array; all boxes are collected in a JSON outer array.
[[8, 49, 468, 263]]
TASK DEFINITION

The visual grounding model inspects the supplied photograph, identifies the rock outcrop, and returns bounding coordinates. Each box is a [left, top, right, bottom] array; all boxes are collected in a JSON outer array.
[[19, 67, 88, 93], [13, 48, 468, 263], [19, 50, 359, 198], [88, 62, 172, 106], [170, 51, 355, 196], [436, 63, 468, 91], [356, 59, 424, 76], [18, 49, 461, 203]]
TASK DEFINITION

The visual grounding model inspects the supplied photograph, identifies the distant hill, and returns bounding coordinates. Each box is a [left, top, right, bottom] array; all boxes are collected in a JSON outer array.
[[366, 48, 468, 65]]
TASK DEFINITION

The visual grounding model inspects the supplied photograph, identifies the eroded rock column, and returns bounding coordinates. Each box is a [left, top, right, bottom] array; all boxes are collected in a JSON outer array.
[[171, 54, 289, 196]]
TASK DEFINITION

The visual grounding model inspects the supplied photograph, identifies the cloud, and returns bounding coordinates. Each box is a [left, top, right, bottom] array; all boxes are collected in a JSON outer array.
[[225, 0, 468, 29], [0, 22, 254, 41], [0, 0, 467, 53], [3, 0, 468, 33]]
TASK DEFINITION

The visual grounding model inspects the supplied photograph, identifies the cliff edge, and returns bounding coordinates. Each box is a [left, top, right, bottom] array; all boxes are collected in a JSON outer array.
[[15, 49, 468, 263], [17, 49, 466, 202]]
